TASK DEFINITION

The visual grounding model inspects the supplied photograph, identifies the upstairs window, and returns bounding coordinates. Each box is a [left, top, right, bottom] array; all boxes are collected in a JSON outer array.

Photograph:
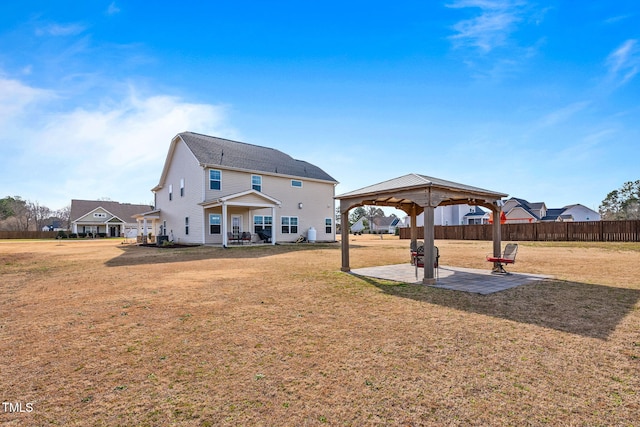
[[93, 212, 107, 218], [210, 169, 221, 190], [252, 175, 262, 192], [169, 184, 173, 201], [180, 178, 185, 197], [291, 179, 303, 188]]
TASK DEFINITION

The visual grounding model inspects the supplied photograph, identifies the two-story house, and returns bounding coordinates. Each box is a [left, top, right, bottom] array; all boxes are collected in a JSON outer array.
[[138, 132, 338, 245]]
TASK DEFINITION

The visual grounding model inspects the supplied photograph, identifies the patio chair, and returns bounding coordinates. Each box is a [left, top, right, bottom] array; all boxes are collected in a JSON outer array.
[[412, 245, 440, 280], [410, 241, 423, 265], [241, 232, 252, 245], [227, 232, 241, 245], [486, 243, 518, 274]]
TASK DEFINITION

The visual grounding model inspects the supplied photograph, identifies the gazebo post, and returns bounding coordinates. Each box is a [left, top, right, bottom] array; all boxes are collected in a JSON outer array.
[[422, 205, 436, 285], [492, 204, 502, 271], [340, 202, 350, 272], [410, 203, 417, 250]]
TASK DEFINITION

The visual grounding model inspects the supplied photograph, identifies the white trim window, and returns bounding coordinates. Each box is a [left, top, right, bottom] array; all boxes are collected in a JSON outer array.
[[291, 179, 303, 188], [254, 215, 273, 234], [252, 175, 262, 192], [169, 184, 173, 201], [185, 217, 189, 235], [180, 178, 185, 197], [281, 216, 298, 234], [325, 218, 332, 234], [93, 212, 107, 218], [209, 214, 221, 234], [209, 169, 221, 190]]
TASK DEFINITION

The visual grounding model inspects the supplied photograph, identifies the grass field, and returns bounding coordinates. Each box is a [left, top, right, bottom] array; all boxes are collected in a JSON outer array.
[[1, 236, 639, 426]]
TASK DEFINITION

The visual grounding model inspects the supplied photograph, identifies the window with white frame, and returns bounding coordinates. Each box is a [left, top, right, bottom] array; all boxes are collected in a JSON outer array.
[[209, 214, 221, 234], [209, 169, 221, 190], [254, 215, 273, 234], [93, 212, 107, 218], [252, 175, 262, 192], [291, 179, 302, 188], [180, 178, 185, 197], [325, 218, 332, 234], [281, 216, 298, 234], [185, 217, 189, 235], [169, 184, 173, 201]]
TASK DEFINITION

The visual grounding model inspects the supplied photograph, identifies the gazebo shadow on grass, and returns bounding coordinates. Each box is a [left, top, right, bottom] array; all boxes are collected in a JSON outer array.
[[354, 274, 640, 340], [105, 242, 340, 267]]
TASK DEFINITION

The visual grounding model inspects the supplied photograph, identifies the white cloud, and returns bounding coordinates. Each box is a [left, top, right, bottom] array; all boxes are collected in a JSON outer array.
[[537, 101, 590, 128], [0, 76, 55, 126], [35, 23, 87, 37], [107, 2, 121, 15], [605, 39, 639, 88], [447, 0, 526, 52], [1, 78, 234, 209]]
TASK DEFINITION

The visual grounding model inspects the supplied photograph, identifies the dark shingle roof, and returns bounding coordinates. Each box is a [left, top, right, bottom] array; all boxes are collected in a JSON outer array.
[[70, 200, 153, 222], [179, 132, 337, 183]]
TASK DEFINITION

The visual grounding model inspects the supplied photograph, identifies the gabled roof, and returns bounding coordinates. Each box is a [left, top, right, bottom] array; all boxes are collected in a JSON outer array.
[[337, 173, 507, 199], [179, 132, 337, 183], [504, 197, 540, 220], [540, 208, 566, 221], [70, 200, 153, 222], [372, 215, 399, 227], [464, 206, 489, 217]]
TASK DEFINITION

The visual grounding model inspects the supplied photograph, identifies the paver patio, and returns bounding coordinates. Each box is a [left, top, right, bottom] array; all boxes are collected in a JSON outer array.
[[350, 264, 553, 295]]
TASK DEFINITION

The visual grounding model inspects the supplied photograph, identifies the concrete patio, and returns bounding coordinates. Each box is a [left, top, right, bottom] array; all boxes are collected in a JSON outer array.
[[350, 264, 553, 295]]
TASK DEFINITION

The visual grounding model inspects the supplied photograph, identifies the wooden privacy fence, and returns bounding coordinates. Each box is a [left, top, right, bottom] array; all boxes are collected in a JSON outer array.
[[0, 231, 58, 239], [398, 220, 640, 242]]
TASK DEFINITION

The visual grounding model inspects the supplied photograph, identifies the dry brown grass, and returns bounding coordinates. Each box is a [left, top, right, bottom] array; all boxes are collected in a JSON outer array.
[[1, 235, 639, 426]]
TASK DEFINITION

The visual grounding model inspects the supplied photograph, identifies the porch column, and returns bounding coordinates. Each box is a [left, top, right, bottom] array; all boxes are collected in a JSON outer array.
[[271, 206, 277, 245], [222, 203, 228, 247], [422, 205, 436, 285], [492, 204, 502, 271], [340, 206, 350, 272]]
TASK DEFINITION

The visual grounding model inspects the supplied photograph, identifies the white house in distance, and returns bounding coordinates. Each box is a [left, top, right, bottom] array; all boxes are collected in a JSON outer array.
[[70, 200, 153, 237], [351, 215, 401, 234], [502, 198, 600, 223], [401, 204, 490, 227], [400, 198, 600, 227], [137, 132, 338, 245]]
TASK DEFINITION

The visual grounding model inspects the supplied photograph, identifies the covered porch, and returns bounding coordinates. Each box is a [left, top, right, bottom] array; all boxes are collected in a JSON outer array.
[[336, 173, 508, 285], [200, 189, 282, 246], [133, 209, 161, 244]]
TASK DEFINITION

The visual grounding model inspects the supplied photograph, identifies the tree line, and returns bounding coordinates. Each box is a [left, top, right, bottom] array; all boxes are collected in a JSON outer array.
[[0, 196, 70, 231], [598, 181, 640, 220]]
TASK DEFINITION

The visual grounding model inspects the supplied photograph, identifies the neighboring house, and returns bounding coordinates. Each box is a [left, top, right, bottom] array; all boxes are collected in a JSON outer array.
[[70, 200, 153, 237], [502, 198, 547, 223], [350, 217, 367, 233], [138, 132, 338, 245], [41, 219, 65, 232], [401, 204, 490, 227], [503, 198, 600, 223], [540, 204, 600, 222], [351, 215, 400, 234]]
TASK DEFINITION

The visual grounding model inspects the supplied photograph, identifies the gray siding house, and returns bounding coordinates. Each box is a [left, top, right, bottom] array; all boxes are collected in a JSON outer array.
[[139, 132, 338, 245], [70, 200, 153, 237]]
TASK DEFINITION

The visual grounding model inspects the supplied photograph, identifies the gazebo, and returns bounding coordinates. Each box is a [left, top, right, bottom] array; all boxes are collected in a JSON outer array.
[[336, 173, 508, 284]]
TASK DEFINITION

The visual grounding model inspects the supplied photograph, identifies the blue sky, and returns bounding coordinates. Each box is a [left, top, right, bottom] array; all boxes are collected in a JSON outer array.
[[1, 1, 638, 212]]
